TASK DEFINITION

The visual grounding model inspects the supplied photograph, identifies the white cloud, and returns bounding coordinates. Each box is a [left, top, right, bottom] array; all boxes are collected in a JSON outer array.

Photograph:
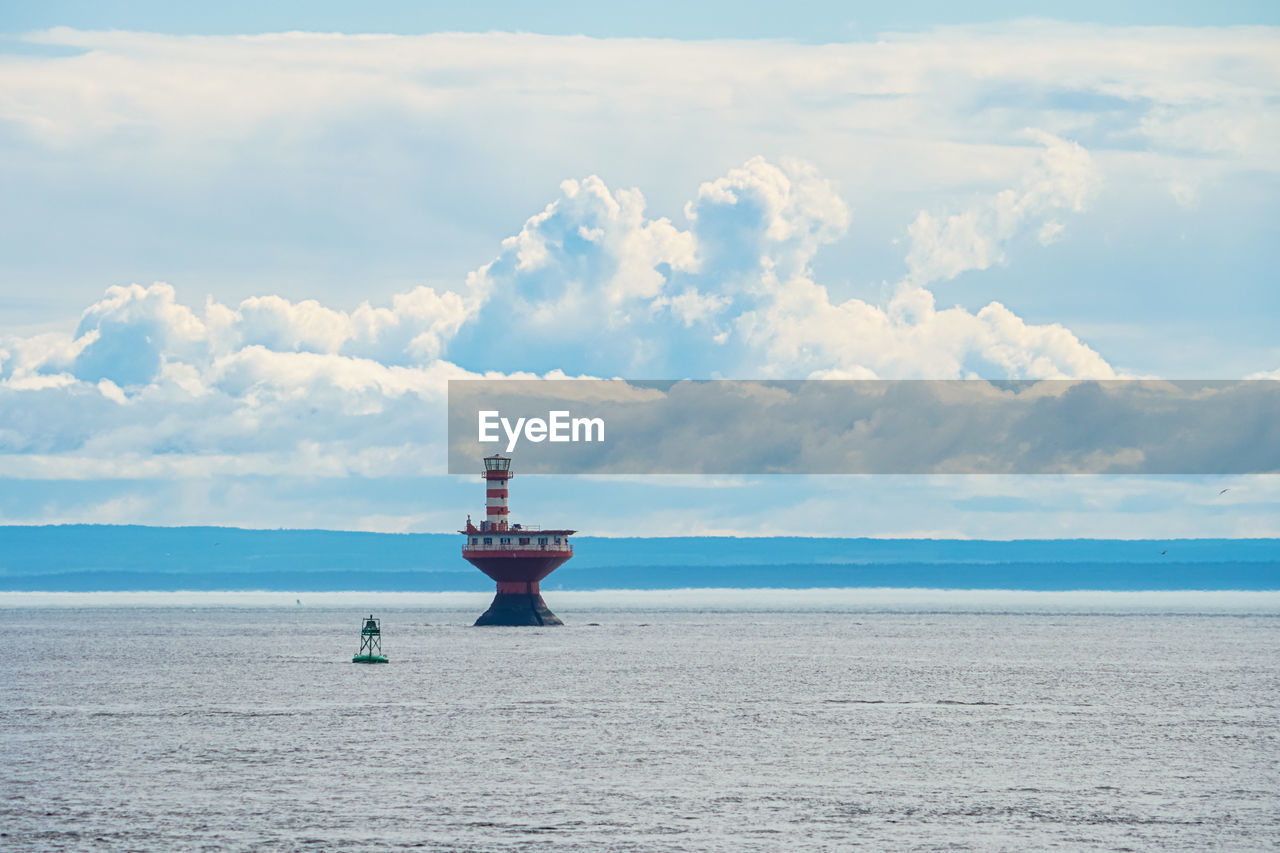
[[716, 136, 1112, 379], [3, 24, 1274, 379], [0, 152, 1128, 484], [905, 130, 1100, 285], [234, 296, 351, 355], [687, 155, 850, 284], [2, 25, 1273, 272], [7, 26, 1277, 162], [7, 278, 476, 398], [0, 25, 1274, 534], [459, 146, 1114, 380], [488, 174, 697, 318], [214, 287, 472, 364], [660, 288, 732, 327], [741, 279, 1115, 380]]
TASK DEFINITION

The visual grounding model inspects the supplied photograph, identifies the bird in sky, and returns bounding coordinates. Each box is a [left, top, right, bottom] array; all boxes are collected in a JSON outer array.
[[1219, 488, 1231, 495]]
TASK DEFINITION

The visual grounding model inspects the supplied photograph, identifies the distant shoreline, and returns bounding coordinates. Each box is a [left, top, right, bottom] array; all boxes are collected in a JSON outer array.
[[2, 526, 1276, 593]]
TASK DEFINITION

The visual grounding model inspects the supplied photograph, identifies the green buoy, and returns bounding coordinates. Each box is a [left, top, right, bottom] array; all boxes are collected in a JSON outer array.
[[352, 614, 389, 664]]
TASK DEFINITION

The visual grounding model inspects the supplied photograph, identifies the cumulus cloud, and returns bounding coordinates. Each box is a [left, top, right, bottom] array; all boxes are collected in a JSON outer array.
[[2, 25, 1272, 322], [0, 280, 482, 479], [70, 283, 210, 385], [1, 151, 1119, 480], [455, 173, 698, 370], [686, 156, 851, 285], [1, 280, 473, 388], [3, 25, 1273, 380], [904, 130, 1100, 285], [740, 280, 1115, 380], [0, 26, 1274, 533], [450, 144, 1111, 380], [451, 156, 859, 375], [721, 135, 1112, 379], [223, 286, 471, 364]]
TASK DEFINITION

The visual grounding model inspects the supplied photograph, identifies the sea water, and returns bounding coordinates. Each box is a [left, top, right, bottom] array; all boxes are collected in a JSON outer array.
[[2, 602, 1278, 850]]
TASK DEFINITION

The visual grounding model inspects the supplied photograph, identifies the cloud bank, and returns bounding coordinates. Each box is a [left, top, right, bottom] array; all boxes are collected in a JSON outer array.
[[0, 140, 1122, 481], [7, 25, 1277, 170], [0, 24, 1276, 535]]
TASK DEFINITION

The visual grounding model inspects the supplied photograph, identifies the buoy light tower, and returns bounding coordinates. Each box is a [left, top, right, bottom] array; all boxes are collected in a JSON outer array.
[[461, 453, 576, 626], [352, 614, 388, 663]]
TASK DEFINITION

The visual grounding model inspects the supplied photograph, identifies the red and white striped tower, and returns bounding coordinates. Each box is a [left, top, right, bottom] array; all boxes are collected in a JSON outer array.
[[484, 455, 511, 530], [461, 453, 576, 626]]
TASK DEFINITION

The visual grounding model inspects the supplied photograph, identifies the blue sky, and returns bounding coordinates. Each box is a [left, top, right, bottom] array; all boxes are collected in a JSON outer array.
[[5, 1, 1278, 39], [0, 5, 1278, 536]]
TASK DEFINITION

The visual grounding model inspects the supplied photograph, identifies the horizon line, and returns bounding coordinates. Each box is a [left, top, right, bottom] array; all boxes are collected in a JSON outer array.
[[2, 522, 1279, 542]]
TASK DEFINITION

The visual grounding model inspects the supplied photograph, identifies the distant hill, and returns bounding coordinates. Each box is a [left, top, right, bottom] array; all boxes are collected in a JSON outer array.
[[0, 525, 1276, 591]]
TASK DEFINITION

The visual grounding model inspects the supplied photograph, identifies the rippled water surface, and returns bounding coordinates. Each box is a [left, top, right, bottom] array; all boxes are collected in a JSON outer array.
[[3, 606, 1278, 850]]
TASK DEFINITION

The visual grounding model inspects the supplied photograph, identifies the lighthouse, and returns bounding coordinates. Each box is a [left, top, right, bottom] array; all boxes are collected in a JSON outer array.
[[461, 453, 576, 626]]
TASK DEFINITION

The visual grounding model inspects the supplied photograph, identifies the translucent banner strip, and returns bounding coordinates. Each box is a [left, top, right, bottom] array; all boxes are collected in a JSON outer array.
[[447, 380, 1280, 475]]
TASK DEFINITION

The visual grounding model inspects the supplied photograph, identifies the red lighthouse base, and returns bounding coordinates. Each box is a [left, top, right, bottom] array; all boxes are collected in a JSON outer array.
[[474, 581, 563, 627]]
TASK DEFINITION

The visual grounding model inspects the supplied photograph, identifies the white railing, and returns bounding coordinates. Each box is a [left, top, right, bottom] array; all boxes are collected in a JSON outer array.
[[462, 541, 572, 554]]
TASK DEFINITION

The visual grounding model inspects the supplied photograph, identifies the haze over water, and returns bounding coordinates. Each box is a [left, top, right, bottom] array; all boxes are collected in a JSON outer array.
[[4, 605, 1278, 850]]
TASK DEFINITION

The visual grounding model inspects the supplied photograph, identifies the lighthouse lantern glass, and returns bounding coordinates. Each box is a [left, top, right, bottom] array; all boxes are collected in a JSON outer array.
[[484, 455, 510, 472]]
